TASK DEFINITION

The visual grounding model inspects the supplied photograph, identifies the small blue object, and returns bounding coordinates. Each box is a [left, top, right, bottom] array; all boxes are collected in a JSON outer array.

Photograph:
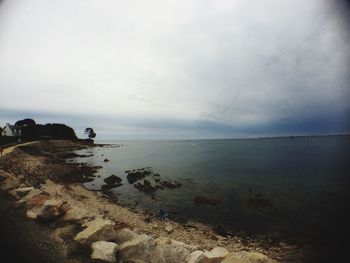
[[158, 209, 168, 220]]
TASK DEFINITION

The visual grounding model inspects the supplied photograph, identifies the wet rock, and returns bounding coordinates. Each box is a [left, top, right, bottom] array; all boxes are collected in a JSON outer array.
[[160, 180, 182, 189], [26, 198, 70, 221], [153, 173, 160, 177], [221, 251, 277, 263], [74, 218, 116, 245], [193, 196, 222, 206], [187, 247, 229, 263], [127, 169, 152, 184], [117, 234, 156, 263], [103, 159, 109, 162], [127, 171, 146, 184], [104, 174, 122, 185], [114, 228, 138, 244], [134, 180, 157, 193], [91, 241, 118, 262], [8, 186, 34, 200]]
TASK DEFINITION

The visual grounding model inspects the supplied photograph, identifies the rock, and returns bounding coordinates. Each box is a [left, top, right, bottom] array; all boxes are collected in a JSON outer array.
[[25, 194, 49, 207], [117, 234, 156, 263], [26, 198, 70, 221], [187, 247, 229, 263], [134, 180, 157, 193], [62, 207, 90, 222], [91, 241, 118, 262], [8, 187, 34, 200], [193, 196, 222, 206], [221, 251, 277, 263], [114, 228, 138, 244], [101, 183, 122, 193], [103, 159, 109, 162], [187, 251, 205, 263], [155, 237, 197, 252], [164, 223, 174, 234], [74, 218, 116, 245], [104, 175, 122, 185], [0, 175, 21, 191], [17, 189, 44, 204], [127, 171, 146, 184], [160, 180, 182, 189], [152, 238, 191, 263]]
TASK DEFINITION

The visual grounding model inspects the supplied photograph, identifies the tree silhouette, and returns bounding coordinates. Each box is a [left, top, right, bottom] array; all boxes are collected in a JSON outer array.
[[84, 128, 96, 139]]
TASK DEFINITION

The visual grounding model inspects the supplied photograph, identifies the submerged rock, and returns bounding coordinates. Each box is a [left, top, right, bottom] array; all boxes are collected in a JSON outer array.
[[193, 196, 222, 206], [104, 174, 122, 185], [160, 180, 182, 189], [134, 180, 157, 193], [103, 158, 109, 162], [74, 218, 116, 245], [91, 241, 118, 262], [127, 169, 152, 184]]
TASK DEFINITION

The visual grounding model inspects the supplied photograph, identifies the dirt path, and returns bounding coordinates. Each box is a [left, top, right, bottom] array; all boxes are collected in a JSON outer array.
[[1, 141, 39, 156]]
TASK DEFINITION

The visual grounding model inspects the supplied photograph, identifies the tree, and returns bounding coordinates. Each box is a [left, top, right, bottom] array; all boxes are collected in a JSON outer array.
[[84, 128, 96, 139], [15, 118, 36, 127]]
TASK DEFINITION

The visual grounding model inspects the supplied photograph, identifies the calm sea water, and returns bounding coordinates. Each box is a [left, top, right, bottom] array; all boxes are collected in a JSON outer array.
[[71, 136, 350, 243]]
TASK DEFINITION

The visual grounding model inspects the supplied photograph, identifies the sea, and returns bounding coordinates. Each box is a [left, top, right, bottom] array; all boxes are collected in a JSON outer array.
[[69, 135, 350, 246]]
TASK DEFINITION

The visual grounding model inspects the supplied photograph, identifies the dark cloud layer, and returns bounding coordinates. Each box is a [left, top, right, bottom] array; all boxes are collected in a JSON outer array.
[[0, 0, 349, 139]]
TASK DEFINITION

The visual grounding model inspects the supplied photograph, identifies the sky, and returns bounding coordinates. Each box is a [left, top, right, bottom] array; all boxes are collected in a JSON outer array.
[[0, 0, 349, 140]]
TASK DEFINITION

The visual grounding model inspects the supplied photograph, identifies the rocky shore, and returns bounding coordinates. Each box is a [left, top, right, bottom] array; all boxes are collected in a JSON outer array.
[[0, 140, 304, 262]]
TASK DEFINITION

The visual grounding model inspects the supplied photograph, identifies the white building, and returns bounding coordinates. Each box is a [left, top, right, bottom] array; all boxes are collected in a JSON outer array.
[[1, 123, 21, 137]]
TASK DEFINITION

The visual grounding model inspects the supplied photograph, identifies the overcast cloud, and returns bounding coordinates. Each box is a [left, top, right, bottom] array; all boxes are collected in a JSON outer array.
[[0, 0, 349, 139]]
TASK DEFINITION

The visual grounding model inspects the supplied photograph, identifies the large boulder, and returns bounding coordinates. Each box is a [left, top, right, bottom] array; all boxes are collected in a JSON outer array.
[[117, 234, 156, 263], [221, 252, 277, 263], [114, 228, 138, 244], [91, 241, 118, 262], [74, 218, 116, 245], [152, 237, 191, 263], [187, 247, 229, 263], [26, 198, 70, 221], [8, 187, 35, 200]]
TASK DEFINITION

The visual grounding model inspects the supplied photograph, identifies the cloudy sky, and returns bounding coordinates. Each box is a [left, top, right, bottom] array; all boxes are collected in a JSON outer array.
[[0, 0, 349, 139]]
